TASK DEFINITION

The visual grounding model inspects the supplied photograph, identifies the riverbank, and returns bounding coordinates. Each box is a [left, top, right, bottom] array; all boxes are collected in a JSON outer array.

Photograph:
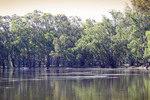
[[118, 66, 150, 70], [0, 65, 149, 70]]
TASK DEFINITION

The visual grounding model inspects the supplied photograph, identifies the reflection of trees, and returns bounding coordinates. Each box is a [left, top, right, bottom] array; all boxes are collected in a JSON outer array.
[[0, 69, 150, 100], [71, 71, 150, 100]]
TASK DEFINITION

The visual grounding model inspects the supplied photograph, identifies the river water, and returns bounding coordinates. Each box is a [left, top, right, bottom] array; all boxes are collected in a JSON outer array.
[[0, 68, 149, 100]]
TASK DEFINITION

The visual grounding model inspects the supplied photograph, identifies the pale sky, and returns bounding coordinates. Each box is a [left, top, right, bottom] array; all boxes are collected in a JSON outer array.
[[0, 0, 131, 22]]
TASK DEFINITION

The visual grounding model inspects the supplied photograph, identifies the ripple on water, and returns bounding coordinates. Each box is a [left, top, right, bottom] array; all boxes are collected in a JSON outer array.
[[0, 86, 15, 89], [38, 75, 110, 80]]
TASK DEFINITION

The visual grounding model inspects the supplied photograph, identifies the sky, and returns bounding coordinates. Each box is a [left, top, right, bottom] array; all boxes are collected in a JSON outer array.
[[0, 0, 131, 22]]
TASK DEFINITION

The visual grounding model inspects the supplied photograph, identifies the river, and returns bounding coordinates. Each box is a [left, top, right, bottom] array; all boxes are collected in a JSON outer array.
[[0, 68, 149, 100]]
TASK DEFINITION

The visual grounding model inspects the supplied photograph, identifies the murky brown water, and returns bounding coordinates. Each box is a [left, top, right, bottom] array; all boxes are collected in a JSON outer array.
[[0, 68, 150, 100]]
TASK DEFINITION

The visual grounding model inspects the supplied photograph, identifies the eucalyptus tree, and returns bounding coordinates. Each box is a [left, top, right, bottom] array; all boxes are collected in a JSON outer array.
[[11, 16, 33, 68], [74, 19, 99, 67], [0, 15, 12, 68], [9, 14, 22, 68], [99, 11, 125, 67], [127, 1, 150, 66], [24, 10, 43, 67], [41, 13, 56, 67], [0, 16, 5, 67], [52, 15, 82, 67], [75, 25, 100, 66]]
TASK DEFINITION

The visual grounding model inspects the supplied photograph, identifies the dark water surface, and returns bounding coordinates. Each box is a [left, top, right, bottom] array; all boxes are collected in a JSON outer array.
[[0, 68, 150, 100]]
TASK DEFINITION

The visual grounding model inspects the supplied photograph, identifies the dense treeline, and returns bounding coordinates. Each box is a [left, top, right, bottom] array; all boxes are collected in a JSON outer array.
[[1, 0, 150, 68]]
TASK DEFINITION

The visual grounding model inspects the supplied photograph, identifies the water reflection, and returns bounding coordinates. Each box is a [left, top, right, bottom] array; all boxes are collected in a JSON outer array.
[[0, 68, 149, 100]]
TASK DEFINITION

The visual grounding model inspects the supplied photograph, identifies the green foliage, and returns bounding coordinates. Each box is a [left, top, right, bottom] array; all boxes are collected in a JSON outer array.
[[1, 1, 150, 68], [144, 31, 150, 58], [131, 0, 150, 12]]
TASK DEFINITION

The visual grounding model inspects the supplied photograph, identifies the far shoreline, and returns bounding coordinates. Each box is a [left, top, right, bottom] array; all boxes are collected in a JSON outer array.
[[0, 66, 149, 70]]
